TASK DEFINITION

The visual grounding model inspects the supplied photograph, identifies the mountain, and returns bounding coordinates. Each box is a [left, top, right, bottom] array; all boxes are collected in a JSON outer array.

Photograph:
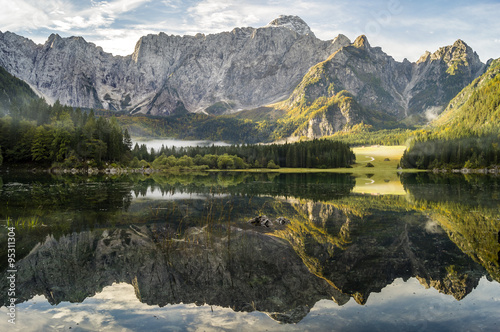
[[430, 57, 500, 134], [268, 37, 487, 138], [0, 16, 347, 116], [2, 195, 491, 322], [398, 58, 500, 170], [0, 15, 491, 140]]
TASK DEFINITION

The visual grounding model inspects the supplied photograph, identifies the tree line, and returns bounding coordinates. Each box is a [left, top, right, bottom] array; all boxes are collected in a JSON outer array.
[[400, 64, 500, 170], [0, 98, 132, 168], [400, 134, 500, 169], [0, 97, 355, 170], [131, 139, 355, 170]]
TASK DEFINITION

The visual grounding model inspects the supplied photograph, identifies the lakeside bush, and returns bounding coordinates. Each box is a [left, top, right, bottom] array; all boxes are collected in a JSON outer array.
[[135, 139, 355, 169]]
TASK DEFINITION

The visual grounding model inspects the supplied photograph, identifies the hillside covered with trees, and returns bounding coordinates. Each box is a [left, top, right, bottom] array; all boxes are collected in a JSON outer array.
[[0, 99, 132, 168], [0, 67, 355, 171], [1, 55, 499, 172], [400, 59, 500, 169]]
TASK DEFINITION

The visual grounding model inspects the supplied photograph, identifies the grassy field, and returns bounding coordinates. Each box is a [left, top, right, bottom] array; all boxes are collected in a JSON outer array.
[[231, 146, 408, 174], [227, 145, 420, 195], [350, 145, 408, 195]]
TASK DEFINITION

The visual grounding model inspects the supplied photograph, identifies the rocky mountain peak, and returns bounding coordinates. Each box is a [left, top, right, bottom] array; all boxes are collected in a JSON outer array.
[[417, 50, 431, 64], [0, 19, 488, 124], [265, 15, 312, 36], [353, 35, 370, 49], [44, 33, 66, 50], [46, 33, 62, 43], [425, 39, 485, 78], [332, 34, 351, 48], [431, 39, 477, 62]]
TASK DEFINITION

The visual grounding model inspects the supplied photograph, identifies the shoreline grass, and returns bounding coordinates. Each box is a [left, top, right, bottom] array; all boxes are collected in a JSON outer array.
[[215, 145, 422, 195], [215, 145, 423, 174]]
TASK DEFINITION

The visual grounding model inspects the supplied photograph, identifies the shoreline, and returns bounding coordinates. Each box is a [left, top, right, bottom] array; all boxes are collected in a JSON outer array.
[[1, 165, 499, 176]]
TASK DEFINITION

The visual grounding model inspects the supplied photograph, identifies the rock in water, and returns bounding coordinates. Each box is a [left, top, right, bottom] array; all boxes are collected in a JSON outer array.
[[248, 216, 290, 227], [275, 217, 290, 225], [248, 215, 273, 227]]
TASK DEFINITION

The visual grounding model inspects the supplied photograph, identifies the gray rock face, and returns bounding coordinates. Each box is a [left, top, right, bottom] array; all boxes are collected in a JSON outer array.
[[0, 16, 344, 115], [1, 225, 344, 323], [0, 16, 486, 126], [407, 39, 486, 116], [265, 15, 313, 36]]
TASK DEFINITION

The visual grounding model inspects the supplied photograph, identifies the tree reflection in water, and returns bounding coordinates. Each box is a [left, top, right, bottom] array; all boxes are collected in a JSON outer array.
[[0, 171, 499, 326]]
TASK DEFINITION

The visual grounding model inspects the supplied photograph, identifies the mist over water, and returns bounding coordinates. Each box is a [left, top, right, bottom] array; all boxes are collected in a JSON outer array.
[[132, 138, 231, 151]]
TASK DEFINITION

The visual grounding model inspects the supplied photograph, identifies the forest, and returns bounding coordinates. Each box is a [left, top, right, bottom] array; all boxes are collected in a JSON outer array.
[[0, 95, 354, 170], [400, 134, 500, 169], [2, 56, 500, 171], [400, 62, 500, 170], [0, 98, 132, 168], [131, 139, 355, 170]]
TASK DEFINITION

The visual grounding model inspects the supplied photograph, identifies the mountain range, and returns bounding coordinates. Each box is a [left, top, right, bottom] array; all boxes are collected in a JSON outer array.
[[0, 15, 495, 139]]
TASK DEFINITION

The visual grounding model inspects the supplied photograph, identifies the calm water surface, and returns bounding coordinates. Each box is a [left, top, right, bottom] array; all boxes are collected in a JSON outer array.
[[0, 171, 499, 331]]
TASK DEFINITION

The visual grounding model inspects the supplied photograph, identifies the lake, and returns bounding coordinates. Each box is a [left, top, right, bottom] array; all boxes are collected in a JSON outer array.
[[1, 171, 499, 331]]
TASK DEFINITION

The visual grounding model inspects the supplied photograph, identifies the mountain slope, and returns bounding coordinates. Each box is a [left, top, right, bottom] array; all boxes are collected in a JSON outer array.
[[399, 58, 500, 170], [262, 36, 485, 139], [0, 16, 492, 142], [430, 58, 500, 134], [0, 65, 39, 115], [409, 39, 485, 119], [0, 16, 345, 116]]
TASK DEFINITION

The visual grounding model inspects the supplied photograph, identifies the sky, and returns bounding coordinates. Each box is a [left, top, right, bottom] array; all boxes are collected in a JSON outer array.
[[2, 278, 500, 331], [0, 0, 499, 62]]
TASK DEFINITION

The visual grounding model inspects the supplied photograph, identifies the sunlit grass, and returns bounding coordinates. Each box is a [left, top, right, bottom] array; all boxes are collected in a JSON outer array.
[[6, 216, 41, 229], [221, 145, 425, 195]]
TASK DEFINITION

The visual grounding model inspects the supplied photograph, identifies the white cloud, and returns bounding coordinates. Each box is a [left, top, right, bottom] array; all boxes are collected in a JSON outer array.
[[1, 0, 499, 60], [184, 0, 344, 35], [4, 278, 500, 331], [90, 28, 157, 55], [0, 0, 150, 32], [0, 0, 57, 30]]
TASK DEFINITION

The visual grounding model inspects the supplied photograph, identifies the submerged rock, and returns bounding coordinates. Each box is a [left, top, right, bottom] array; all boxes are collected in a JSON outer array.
[[248, 216, 290, 227], [275, 217, 290, 225], [248, 215, 273, 227]]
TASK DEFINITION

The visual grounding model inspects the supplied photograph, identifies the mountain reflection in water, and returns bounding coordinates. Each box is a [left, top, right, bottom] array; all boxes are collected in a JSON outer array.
[[0, 172, 499, 331]]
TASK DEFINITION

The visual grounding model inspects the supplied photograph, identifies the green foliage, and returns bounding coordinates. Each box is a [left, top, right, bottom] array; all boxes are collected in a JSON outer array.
[[139, 139, 354, 170], [327, 124, 415, 146], [267, 160, 279, 169], [205, 101, 236, 115], [0, 96, 131, 167], [0, 66, 38, 116], [400, 59, 500, 169], [400, 134, 500, 169], [115, 113, 275, 144]]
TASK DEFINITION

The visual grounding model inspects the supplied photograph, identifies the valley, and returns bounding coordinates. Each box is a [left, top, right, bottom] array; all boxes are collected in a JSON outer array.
[[1, 7, 500, 332]]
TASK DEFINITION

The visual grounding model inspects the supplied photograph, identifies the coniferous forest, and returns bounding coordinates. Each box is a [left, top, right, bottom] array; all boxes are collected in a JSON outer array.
[[132, 139, 355, 170], [0, 98, 132, 168], [400, 134, 500, 169], [0, 94, 355, 170], [400, 60, 500, 169], [1, 58, 500, 171]]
